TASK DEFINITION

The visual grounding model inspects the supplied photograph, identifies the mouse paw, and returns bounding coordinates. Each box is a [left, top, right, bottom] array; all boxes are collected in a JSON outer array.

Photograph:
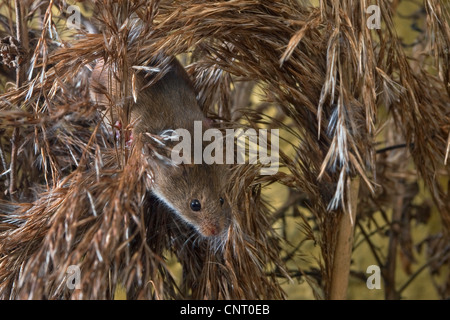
[[113, 120, 134, 147]]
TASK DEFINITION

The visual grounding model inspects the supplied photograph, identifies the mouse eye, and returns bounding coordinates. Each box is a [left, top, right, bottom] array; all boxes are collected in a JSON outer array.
[[190, 199, 201, 212], [219, 197, 224, 206]]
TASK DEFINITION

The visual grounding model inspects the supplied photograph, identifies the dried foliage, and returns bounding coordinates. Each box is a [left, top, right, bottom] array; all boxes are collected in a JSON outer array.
[[0, 0, 449, 300]]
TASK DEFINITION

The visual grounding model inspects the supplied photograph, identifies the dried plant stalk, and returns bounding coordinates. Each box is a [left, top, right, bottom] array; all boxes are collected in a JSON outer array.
[[329, 177, 360, 300]]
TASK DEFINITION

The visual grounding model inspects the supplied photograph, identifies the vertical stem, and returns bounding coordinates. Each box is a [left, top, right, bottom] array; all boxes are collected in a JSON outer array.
[[119, 0, 130, 164], [9, 127, 19, 200], [329, 177, 360, 300], [15, 0, 28, 84], [9, 0, 29, 200]]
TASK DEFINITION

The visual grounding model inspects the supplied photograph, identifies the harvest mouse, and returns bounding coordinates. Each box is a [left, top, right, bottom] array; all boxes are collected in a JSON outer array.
[[90, 57, 231, 238]]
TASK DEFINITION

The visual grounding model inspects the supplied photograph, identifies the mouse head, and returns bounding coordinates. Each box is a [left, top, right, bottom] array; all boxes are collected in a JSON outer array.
[[151, 162, 231, 238]]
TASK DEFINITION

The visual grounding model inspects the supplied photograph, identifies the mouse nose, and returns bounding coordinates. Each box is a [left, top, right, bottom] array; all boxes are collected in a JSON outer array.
[[202, 224, 220, 237]]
